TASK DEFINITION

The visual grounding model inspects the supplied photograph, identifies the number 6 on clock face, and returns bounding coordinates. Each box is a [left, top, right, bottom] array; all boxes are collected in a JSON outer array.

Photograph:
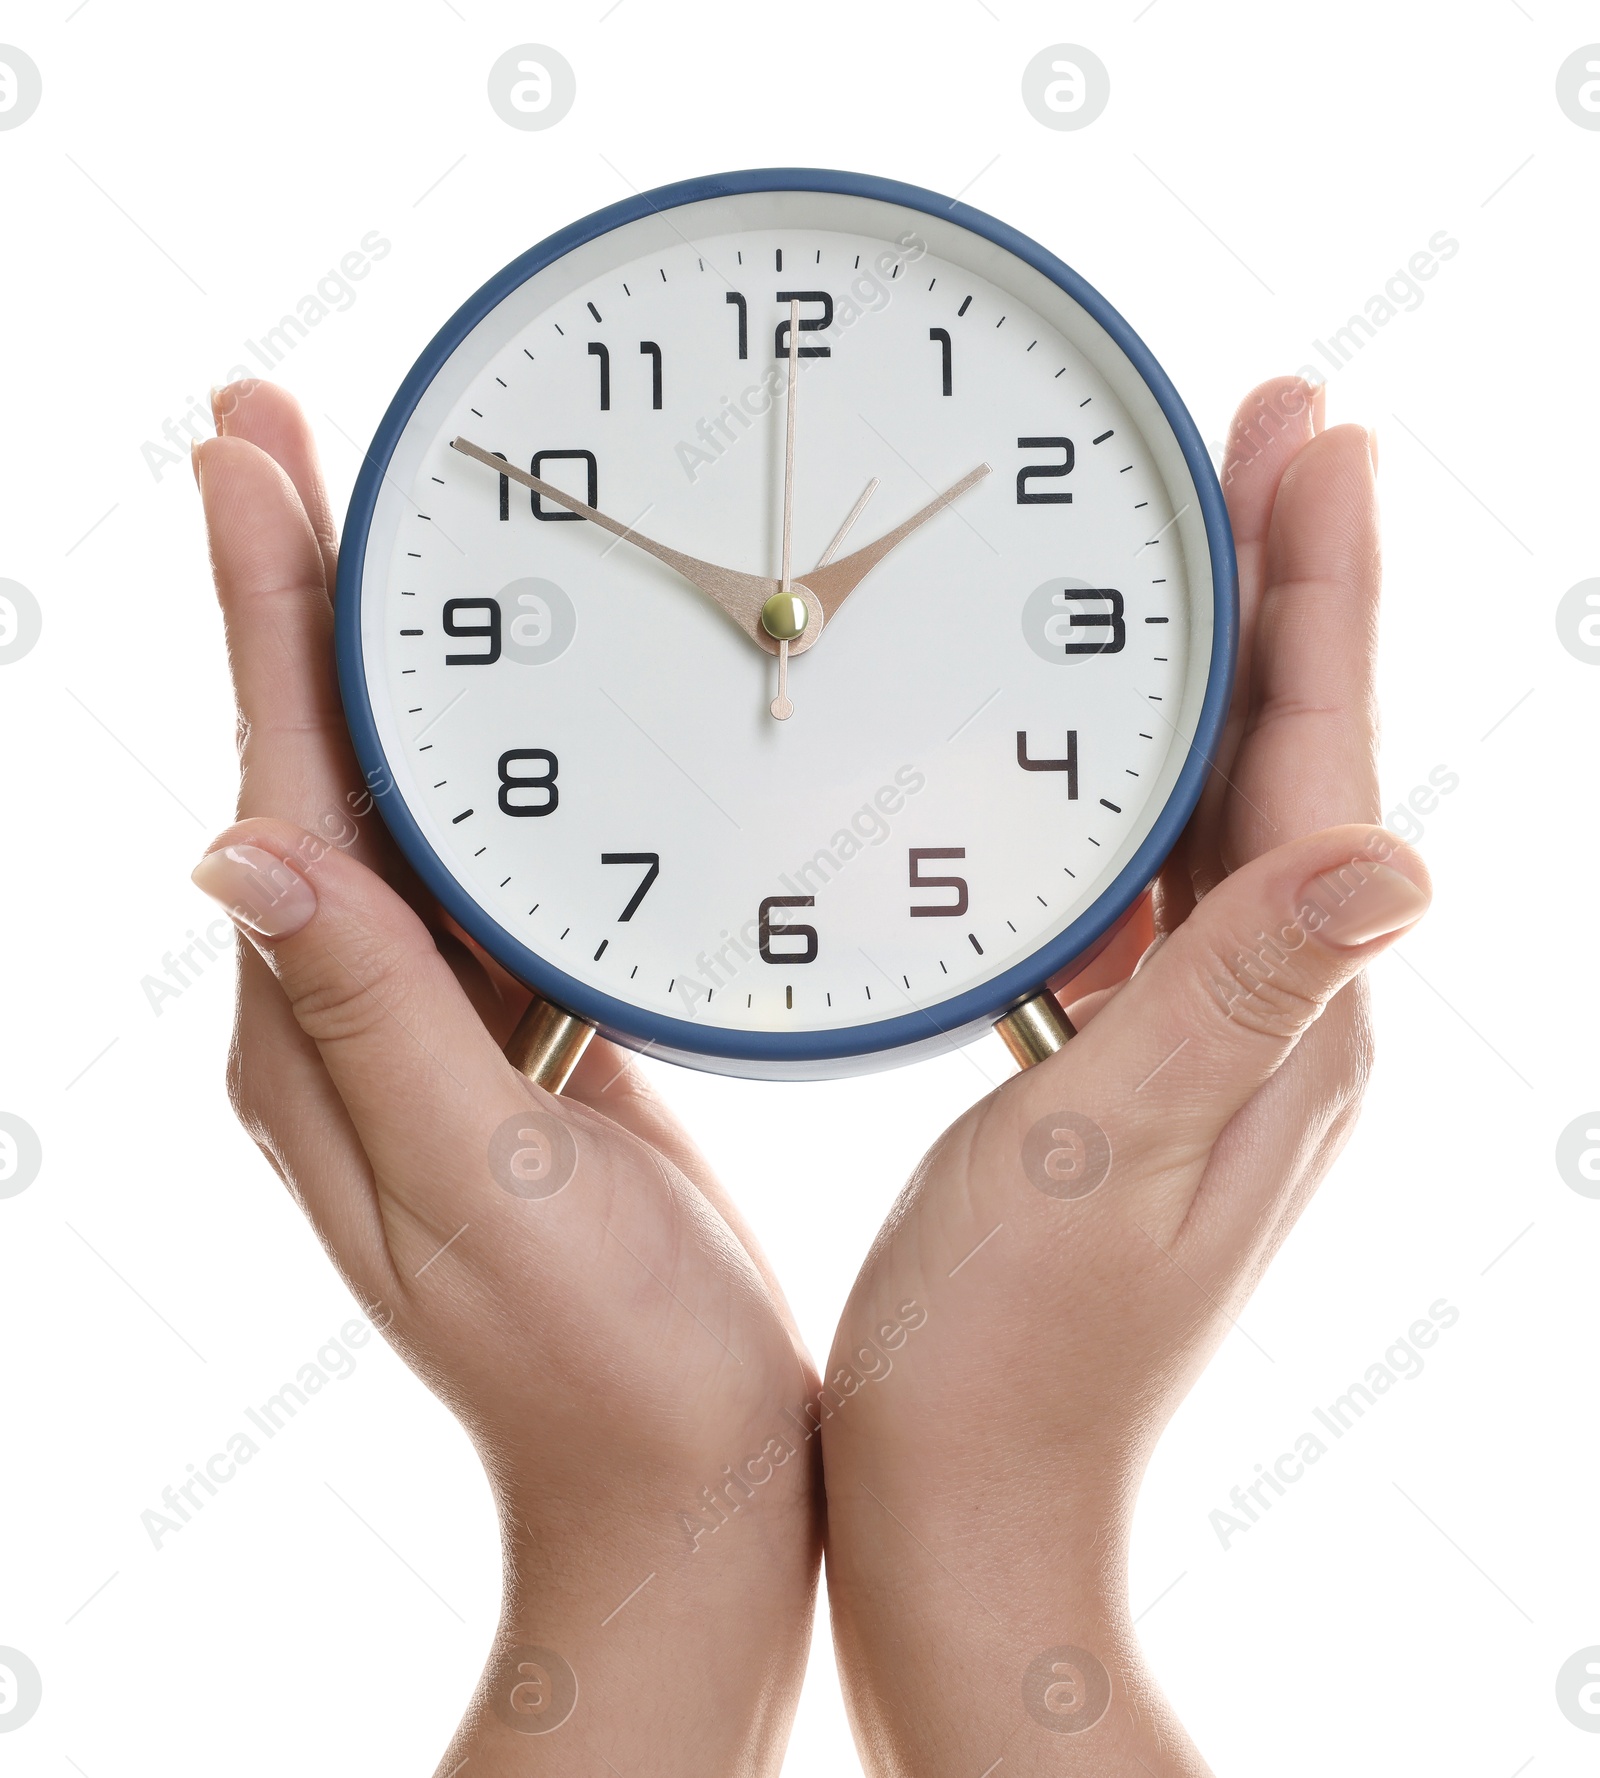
[[337, 169, 1236, 1080]]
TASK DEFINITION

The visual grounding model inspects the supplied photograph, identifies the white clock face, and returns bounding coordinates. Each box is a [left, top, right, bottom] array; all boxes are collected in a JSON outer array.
[[348, 182, 1225, 1075]]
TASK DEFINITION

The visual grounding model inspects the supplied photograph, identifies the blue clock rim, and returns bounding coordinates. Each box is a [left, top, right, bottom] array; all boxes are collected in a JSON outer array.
[[336, 166, 1238, 1069]]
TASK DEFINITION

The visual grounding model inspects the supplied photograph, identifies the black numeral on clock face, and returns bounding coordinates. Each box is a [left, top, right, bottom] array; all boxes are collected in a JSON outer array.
[[1017, 731, 1078, 797], [774, 291, 833, 359], [601, 852, 660, 921], [639, 340, 662, 409], [725, 291, 748, 358], [496, 451, 599, 520], [908, 848, 968, 916], [510, 450, 597, 521], [758, 895, 818, 963], [1016, 436, 1075, 504], [928, 327, 952, 397], [1057, 588, 1125, 655], [587, 342, 610, 410], [588, 341, 661, 410], [443, 598, 501, 665], [498, 749, 560, 816]]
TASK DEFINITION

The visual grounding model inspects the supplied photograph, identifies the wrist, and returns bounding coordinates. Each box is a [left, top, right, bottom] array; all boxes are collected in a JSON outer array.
[[821, 1419, 1207, 1776], [431, 1441, 822, 1777]]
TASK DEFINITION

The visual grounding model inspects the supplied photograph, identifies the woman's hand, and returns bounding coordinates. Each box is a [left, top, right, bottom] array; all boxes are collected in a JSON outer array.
[[818, 379, 1431, 1776], [192, 381, 822, 1778]]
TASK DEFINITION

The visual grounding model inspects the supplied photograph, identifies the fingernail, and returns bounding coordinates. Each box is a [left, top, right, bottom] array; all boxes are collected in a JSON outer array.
[[211, 378, 259, 436], [192, 844, 317, 939], [1311, 380, 1327, 434], [190, 438, 205, 491], [1367, 427, 1379, 474], [210, 378, 254, 433], [1310, 861, 1429, 948]]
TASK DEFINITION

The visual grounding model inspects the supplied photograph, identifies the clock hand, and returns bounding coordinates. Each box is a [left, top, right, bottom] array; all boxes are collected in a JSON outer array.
[[770, 299, 801, 721], [759, 431, 881, 710], [450, 440, 978, 656], [796, 463, 992, 621], [450, 435, 779, 647], [818, 476, 881, 567], [759, 475, 880, 721]]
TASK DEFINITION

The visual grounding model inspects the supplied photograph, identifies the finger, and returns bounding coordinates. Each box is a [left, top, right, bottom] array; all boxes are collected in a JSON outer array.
[[1059, 982, 1119, 1030], [1048, 891, 1155, 1006], [1006, 824, 1429, 1228], [213, 380, 339, 595], [227, 938, 396, 1297], [1220, 376, 1325, 553], [195, 416, 426, 1284], [1059, 926, 1167, 1031], [1190, 378, 1326, 890], [1225, 423, 1382, 865], [191, 819, 530, 1247], [195, 434, 385, 866]]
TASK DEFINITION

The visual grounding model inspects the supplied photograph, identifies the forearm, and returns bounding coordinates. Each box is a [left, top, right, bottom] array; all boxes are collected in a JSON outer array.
[[822, 1437, 1211, 1778], [436, 1480, 820, 1776]]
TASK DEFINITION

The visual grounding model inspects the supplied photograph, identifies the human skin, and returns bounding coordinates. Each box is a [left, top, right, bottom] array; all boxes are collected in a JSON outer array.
[[818, 380, 1431, 1776], [192, 381, 823, 1776], [190, 373, 1426, 1776]]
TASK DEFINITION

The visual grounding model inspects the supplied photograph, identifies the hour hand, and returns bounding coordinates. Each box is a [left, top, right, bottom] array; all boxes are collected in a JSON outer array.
[[450, 436, 778, 646], [800, 464, 991, 621]]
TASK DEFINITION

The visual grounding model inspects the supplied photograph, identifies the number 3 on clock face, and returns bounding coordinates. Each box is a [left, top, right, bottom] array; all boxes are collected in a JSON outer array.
[[336, 169, 1237, 1080]]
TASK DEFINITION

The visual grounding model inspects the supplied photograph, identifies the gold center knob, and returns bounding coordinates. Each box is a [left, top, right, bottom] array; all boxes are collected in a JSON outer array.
[[760, 590, 809, 642]]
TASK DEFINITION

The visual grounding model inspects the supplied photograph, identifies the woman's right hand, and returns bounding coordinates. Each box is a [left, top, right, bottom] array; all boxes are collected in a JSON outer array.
[[193, 380, 823, 1777]]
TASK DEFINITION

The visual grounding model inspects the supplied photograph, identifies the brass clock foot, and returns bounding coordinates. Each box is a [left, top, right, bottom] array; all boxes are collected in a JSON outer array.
[[995, 991, 1077, 1070], [505, 995, 594, 1093]]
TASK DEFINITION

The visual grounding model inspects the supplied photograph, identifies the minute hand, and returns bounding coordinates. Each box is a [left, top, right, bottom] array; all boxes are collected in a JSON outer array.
[[450, 436, 776, 645], [798, 464, 991, 621]]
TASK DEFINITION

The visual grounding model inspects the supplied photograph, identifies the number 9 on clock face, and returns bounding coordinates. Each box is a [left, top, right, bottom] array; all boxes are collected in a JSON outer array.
[[336, 169, 1236, 1079]]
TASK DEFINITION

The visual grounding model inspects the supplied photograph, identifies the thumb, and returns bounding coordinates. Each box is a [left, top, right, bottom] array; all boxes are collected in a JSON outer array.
[[1022, 823, 1430, 1175]]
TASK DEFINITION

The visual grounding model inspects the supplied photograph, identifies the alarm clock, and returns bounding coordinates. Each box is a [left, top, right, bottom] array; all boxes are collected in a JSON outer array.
[[335, 169, 1236, 1082]]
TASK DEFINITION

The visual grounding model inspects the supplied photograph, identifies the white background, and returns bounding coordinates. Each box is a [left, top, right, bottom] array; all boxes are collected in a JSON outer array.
[[1, 3, 1596, 1772]]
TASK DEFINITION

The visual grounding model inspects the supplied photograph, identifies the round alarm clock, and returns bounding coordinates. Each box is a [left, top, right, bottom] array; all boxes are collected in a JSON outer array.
[[336, 169, 1236, 1081]]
